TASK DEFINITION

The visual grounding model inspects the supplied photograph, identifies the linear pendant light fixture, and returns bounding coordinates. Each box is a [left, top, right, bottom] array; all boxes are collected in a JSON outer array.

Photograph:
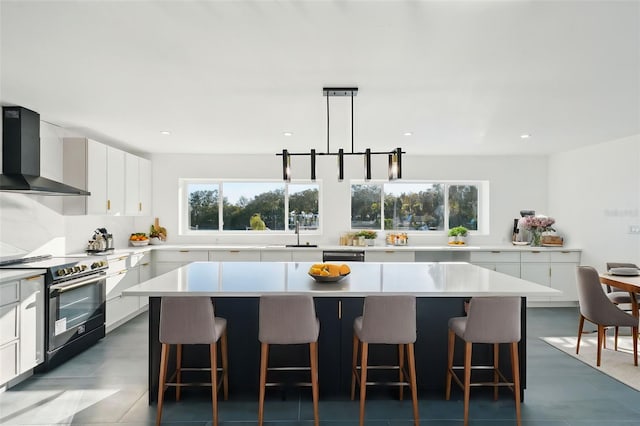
[[277, 87, 404, 181]]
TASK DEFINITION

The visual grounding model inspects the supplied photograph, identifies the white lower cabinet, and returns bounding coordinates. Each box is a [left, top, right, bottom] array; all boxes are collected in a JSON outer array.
[[105, 254, 142, 332], [1, 275, 45, 386], [209, 250, 261, 262], [521, 251, 580, 304], [365, 250, 415, 262], [136, 254, 152, 308], [470, 251, 521, 278], [154, 250, 208, 276], [291, 250, 322, 262]]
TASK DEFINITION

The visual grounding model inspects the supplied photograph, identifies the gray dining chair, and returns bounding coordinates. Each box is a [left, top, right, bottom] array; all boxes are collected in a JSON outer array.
[[602, 262, 639, 349], [351, 295, 419, 426], [157, 297, 228, 426], [445, 296, 522, 426], [576, 266, 638, 367], [258, 295, 320, 426]]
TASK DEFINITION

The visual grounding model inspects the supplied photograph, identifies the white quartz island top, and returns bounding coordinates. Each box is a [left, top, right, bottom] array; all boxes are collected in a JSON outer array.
[[124, 261, 561, 298]]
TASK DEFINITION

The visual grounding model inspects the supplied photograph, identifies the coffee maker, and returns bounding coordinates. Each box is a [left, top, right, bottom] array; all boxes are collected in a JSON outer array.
[[512, 210, 535, 243]]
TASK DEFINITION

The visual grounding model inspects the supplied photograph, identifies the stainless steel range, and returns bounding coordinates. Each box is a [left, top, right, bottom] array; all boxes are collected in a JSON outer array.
[[0, 255, 108, 371]]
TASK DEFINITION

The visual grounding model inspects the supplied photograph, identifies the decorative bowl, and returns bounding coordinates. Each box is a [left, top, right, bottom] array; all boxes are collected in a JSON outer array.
[[149, 237, 165, 245], [130, 240, 149, 247], [308, 272, 349, 283], [512, 241, 530, 246]]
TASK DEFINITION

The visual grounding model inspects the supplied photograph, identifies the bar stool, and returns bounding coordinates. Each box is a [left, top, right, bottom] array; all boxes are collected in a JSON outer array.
[[258, 295, 320, 426], [351, 295, 419, 426], [156, 297, 228, 426], [445, 296, 521, 426]]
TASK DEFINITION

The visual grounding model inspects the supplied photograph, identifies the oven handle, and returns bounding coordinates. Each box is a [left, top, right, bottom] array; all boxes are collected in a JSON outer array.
[[50, 273, 106, 293]]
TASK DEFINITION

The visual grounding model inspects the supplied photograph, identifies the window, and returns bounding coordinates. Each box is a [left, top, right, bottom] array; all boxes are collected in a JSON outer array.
[[182, 180, 319, 233], [351, 181, 483, 233]]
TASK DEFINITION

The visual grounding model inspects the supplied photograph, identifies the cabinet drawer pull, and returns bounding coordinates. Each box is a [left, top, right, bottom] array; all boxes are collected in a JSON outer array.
[[229, 250, 240, 253], [179, 250, 190, 253], [338, 301, 342, 319], [531, 251, 541, 254], [491, 251, 501, 253], [385, 250, 395, 253], [141, 262, 150, 266], [107, 199, 111, 210], [561, 251, 570, 254], [25, 275, 42, 281], [139, 202, 142, 211]]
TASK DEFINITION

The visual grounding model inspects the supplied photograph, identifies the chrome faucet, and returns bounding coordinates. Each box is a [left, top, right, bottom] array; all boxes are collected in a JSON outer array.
[[295, 220, 300, 246]]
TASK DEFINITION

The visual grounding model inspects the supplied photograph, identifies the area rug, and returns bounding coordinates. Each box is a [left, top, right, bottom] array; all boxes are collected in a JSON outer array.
[[542, 335, 640, 391]]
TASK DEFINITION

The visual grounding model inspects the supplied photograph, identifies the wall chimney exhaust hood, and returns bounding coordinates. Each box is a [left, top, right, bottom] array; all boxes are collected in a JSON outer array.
[[1, 106, 90, 196]]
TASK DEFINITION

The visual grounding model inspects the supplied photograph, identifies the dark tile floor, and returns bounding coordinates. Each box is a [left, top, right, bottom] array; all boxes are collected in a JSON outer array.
[[1, 307, 639, 425]]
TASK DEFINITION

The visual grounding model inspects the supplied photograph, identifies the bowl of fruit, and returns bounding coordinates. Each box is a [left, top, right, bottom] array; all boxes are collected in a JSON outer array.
[[308, 263, 351, 283], [129, 233, 149, 246]]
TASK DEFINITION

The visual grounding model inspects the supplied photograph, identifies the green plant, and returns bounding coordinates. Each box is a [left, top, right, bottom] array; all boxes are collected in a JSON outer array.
[[356, 230, 377, 239], [448, 226, 468, 237], [250, 213, 266, 230]]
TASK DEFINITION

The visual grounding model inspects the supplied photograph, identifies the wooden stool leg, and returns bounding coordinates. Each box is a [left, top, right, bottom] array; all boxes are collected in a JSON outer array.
[[576, 314, 585, 354], [310, 342, 319, 426], [176, 343, 182, 401], [493, 343, 499, 401], [445, 329, 455, 400], [221, 330, 229, 400], [350, 334, 359, 400], [407, 342, 419, 426], [210, 342, 218, 426], [510, 342, 522, 426], [359, 342, 368, 426], [398, 343, 405, 400], [463, 342, 472, 426], [258, 342, 269, 426], [156, 343, 169, 426]]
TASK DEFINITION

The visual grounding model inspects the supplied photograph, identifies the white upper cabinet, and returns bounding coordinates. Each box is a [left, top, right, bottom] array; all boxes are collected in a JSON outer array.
[[64, 138, 150, 216], [124, 153, 152, 216]]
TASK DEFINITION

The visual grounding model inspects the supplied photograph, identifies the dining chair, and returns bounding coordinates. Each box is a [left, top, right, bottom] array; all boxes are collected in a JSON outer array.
[[576, 266, 638, 367], [603, 262, 640, 349], [156, 297, 228, 426]]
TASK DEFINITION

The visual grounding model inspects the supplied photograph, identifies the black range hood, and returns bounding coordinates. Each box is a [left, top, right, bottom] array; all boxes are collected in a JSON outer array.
[[1, 106, 90, 196]]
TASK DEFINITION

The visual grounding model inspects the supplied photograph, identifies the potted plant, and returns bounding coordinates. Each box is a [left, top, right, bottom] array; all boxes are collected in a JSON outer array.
[[356, 230, 378, 246], [448, 226, 468, 245]]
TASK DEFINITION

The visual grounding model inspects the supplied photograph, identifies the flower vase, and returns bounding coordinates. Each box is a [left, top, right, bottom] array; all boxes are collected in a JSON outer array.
[[530, 229, 542, 247]]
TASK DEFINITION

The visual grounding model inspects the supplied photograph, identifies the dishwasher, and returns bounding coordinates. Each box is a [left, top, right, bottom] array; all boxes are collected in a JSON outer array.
[[322, 250, 365, 262]]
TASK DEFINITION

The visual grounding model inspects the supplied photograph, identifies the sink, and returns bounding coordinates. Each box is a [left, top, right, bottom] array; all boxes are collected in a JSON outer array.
[[285, 244, 318, 248]]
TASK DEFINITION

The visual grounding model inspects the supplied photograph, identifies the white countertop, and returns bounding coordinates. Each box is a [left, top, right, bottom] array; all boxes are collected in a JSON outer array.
[[124, 261, 561, 298], [0, 269, 47, 282]]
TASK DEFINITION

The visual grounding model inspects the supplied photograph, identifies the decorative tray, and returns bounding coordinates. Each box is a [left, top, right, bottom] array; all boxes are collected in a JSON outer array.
[[308, 272, 349, 283]]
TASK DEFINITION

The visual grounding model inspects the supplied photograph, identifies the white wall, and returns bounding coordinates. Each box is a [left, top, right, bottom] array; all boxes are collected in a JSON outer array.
[[151, 153, 548, 246], [549, 134, 640, 269]]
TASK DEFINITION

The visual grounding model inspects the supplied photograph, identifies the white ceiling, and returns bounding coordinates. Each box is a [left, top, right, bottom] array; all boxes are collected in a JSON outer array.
[[1, 0, 639, 157]]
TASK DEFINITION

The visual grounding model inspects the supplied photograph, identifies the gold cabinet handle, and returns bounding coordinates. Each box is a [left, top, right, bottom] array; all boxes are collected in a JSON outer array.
[[25, 275, 42, 281], [491, 250, 501, 253], [338, 300, 342, 319], [107, 199, 111, 210], [229, 250, 240, 253], [139, 202, 142, 211], [179, 250, 189, 253]]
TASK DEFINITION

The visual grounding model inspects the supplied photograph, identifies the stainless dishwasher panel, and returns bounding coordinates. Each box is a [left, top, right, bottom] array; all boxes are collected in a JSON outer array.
[[322, 250, 365, 262]]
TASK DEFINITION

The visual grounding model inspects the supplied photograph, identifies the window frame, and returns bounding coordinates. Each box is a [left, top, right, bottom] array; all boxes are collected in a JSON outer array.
[[179, 178, 323, 235], [350, 179, 488, 235]]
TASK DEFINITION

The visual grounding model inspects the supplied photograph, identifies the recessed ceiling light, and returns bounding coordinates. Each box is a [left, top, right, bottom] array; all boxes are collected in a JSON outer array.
[[160, 131, 171, 135], [403, 132, 413, 137], [520, 134, 531, 139], [283, 132, 293, 137]]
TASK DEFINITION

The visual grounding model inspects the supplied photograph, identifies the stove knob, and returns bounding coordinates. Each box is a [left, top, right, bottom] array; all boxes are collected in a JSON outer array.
[[80, 264, 88, 271], [57, 269, 65, 277], [73, 266, 81, 273]]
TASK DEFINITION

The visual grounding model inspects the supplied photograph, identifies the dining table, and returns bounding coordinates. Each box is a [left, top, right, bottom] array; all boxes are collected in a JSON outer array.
[[599, 272, 640, 317]]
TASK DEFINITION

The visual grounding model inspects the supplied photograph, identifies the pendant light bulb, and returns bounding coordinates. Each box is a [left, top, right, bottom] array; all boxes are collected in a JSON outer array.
[[282, 149, 291, 182], [364, 148, 372, 180], [388, 153, 398, 180]]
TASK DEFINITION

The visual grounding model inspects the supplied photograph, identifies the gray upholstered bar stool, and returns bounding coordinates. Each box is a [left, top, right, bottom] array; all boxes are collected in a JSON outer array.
[[156, 297, 228, 426], [351, 295, 419, 426], [445, 296, 521, 426], [258, 295, 320, 426]]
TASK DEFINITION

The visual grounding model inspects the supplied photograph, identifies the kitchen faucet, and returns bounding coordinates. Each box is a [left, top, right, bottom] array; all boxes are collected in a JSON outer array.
[[295, 220, 300, 246]]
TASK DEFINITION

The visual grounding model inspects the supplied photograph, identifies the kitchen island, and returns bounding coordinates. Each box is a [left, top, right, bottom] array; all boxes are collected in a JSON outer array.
[[124, 261, 560, 402]]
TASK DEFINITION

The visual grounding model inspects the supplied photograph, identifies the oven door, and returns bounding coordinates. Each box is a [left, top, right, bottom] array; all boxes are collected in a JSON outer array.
[[48, 272, 106, 352]]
